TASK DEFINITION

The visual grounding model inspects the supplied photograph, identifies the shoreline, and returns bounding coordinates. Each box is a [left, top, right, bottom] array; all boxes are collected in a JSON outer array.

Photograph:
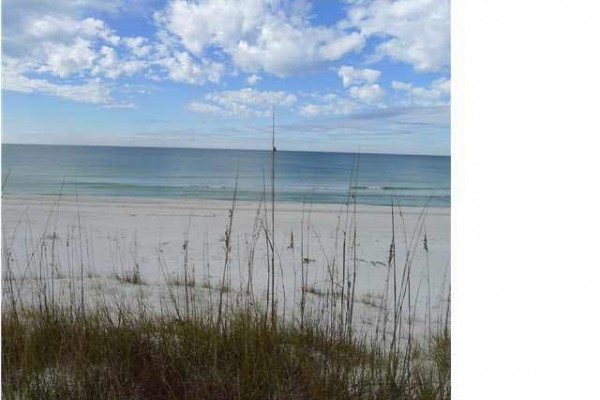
[[1, 193, 450, 216]]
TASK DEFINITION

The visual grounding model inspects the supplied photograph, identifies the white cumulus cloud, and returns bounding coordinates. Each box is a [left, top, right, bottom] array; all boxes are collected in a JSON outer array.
[[157, 51, 224, 85], [391, 77, 450, 106], [349, 84, 385, 104], [299, 93, 359, 117], [347, 0, 450, 72], [391, 81, 412, 91], [3, 58, 112, 104], [157, 0, 365, 76], [188, 88, 297, 117], [337, 65, 381, 88], [246, 74, 261, 85], [1, 0, 450, 114]]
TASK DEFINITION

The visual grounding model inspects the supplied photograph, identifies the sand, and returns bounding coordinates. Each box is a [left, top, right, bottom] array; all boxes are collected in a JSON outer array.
[[2, 194, 450, 337]]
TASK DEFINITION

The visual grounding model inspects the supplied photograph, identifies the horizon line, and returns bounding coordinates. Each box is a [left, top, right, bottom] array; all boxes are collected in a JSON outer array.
[[1, 142, 450, 158]]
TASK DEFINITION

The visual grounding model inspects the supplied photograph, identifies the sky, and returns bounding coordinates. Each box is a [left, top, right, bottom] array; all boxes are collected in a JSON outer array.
[[1, 0, 450, 155]]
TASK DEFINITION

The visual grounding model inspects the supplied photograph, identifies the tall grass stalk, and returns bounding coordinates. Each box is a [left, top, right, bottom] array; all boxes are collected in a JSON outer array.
[[270, 106, 276, 326], [217, 175, 238, 328]]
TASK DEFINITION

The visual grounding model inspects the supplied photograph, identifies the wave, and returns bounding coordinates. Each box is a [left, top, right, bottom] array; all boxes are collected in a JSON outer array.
[[350, 185, 449, 191], [63, 182, 448, 192]]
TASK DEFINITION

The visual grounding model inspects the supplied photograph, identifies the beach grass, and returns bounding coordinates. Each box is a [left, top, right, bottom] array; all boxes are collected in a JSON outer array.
[[2, 302, 449, 399]]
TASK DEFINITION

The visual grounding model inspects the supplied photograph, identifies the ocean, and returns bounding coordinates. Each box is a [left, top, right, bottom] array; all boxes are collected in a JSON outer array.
[[1, 144, 450, 207]]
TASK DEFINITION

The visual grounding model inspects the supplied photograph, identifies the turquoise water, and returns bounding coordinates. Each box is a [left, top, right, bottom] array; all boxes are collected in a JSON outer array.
[[2, 144, 450, 207]]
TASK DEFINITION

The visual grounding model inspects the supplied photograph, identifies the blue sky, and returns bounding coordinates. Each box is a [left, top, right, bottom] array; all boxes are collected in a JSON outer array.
[[1, 0, 450, 155]]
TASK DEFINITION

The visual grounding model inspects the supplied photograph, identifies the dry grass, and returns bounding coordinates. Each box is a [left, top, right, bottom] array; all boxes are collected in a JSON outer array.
[[2, 303, 449, 399]]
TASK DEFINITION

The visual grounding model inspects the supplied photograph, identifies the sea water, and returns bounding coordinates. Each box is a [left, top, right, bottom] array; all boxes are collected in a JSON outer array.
[[2, 144, 450, 207]]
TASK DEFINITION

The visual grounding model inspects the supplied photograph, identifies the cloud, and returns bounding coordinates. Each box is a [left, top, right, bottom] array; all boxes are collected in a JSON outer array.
[[1, 1, 133, 104], [391, 81, 412, 91], [300, 78, 450, 118], [1, 0, 233, 107], [25, 15, 120, 45], [348, 105, 448, 122], [123, 36, 152, 58], [319, 32, 365, 61], [281, 104, 450, 154], [349, 83, 385, 104], [246, 74, 261, 85], [298, 81, 389, 118], [347, 0, 450, 72], [1, 0, 450, 121], [155, 0, 449, 76], [1, 1, 232, 106], [299, 93, 360, 117], [1, 0, 122, 41], [103, 102, 137, 109], [41, 37, 98, 77], [15, 0, 124, 13], [91, 46, 148, 79], [5, 13, 121, 79], [157, 0, 365, 76], [206, 88, 296, 107], [391, 77, 450, 106], [334, 66, 385, 107], [156, 51, 224, 85], [187, 101, 223, 114], [156, 0, 262, 54], [188, 88, 297, 117], [337, 65, 381, 88], [2, 59, 112, 104]]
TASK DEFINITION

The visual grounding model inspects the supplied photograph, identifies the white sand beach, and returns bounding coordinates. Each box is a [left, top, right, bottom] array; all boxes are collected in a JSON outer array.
[[2, 194, 450, 337]]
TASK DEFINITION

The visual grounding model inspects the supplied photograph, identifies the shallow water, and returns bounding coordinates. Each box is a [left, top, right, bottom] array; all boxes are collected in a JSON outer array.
[[2, 144, 450, 207]]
